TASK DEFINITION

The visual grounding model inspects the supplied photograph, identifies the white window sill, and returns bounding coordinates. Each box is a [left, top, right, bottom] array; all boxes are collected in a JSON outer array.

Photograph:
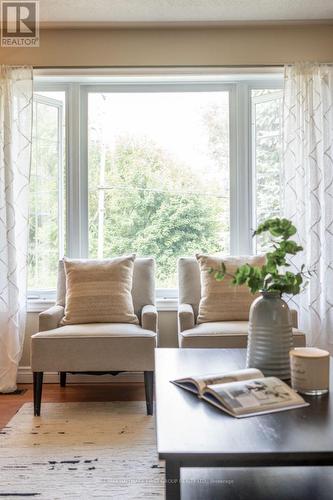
[[27, 299, 55, 313], [27, 297, 178, 313]]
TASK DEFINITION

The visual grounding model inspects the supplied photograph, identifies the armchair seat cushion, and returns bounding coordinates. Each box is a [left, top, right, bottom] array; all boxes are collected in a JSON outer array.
[[31, 324, 157, 372], [179, 321, 306, 348]]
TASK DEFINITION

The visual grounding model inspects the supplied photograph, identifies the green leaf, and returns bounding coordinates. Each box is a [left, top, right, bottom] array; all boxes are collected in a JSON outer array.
[[211, 217, 308, 298]]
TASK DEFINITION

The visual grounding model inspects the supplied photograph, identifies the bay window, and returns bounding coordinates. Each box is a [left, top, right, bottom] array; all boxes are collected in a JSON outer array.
[[29, 73, 283, 301]]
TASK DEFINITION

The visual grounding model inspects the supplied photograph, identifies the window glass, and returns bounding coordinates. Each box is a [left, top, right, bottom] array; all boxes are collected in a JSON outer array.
[[88, 91, 230, 287], [252, 88, 282, 252], [28, 91, 65, 292]]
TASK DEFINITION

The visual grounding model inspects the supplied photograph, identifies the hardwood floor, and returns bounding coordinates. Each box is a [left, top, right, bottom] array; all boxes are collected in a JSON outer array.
[[0, 382, 145, 430]]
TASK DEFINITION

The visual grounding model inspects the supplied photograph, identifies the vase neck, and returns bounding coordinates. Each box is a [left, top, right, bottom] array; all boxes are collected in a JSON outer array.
[[261, 291, 281, 299]]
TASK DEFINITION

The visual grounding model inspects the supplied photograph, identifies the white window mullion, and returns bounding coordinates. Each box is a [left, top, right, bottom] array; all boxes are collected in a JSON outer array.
[[79, 85, 89, 257], [57, 102, 64, 258], [67, 83, 88, 257], [66, 83, 79, 256], [230, 82, 252, 256], [229, 84, 239, 255]]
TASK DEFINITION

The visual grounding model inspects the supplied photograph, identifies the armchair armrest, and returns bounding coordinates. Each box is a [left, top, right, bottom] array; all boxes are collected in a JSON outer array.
[[141, 304, 158, 332], [39, 305, 65, 332], [290, 308, 298, 328], [178, 303, 195, 332]]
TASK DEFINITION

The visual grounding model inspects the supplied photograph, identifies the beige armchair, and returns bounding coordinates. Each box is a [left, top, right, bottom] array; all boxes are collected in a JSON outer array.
[[31, 258, 157, 416], [177, 257, 306, 348]]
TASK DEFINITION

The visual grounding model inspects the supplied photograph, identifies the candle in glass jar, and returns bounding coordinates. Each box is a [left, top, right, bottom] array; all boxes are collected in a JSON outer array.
[[290, 348, 330, 396]]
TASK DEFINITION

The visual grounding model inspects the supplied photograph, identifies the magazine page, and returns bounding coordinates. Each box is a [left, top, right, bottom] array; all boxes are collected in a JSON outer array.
[[204, 377, 308, 416], [171, 379, 202, 395], [172, 368, 264, 396], [194, 368, 264, 394]]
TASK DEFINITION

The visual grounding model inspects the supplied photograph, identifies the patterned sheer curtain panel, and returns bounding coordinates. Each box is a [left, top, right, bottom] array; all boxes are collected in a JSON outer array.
[[282, 62, 333, 348], [0, 66, 33, 392]]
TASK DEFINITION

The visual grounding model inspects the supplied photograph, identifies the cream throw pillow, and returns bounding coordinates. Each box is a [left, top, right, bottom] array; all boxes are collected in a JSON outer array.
[[196, 254, 265, 323], [61, 255, 139, 325]]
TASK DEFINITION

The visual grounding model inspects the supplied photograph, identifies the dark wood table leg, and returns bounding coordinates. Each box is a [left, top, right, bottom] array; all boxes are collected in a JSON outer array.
[[165, 460, 180, 500], [144, 371, 154, 416]]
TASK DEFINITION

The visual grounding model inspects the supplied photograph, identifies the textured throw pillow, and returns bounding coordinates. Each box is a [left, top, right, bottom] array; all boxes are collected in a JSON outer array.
[[196, 254, 265, 324], [61, 255, 139, 325]]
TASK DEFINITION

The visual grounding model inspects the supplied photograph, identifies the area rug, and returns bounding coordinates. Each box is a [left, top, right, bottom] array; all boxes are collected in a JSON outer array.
[[0, 402, 164, 499]]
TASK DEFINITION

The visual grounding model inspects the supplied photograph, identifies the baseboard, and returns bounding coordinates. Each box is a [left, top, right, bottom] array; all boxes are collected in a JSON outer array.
[[17, 366, 144, 384]]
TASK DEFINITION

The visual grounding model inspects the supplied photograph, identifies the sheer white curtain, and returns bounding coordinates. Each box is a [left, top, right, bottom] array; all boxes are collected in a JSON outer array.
[[282, 62, 333, 348], [0, 66, 33, 392]]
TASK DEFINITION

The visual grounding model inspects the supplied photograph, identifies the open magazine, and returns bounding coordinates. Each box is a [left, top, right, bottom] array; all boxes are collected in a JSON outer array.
[[171, 368, 309, 418]]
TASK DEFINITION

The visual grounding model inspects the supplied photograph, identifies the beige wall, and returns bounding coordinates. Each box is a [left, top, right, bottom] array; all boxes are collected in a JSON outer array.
[[16, 23, 333, 372], [1, 25, 333, 67]]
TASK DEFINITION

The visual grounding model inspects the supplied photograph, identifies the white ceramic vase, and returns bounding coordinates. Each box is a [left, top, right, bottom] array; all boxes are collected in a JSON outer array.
[[246, 291, 293, 380]]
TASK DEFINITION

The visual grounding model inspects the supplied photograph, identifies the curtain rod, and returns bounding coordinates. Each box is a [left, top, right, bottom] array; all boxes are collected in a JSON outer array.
[[32, 64, 284, 69]]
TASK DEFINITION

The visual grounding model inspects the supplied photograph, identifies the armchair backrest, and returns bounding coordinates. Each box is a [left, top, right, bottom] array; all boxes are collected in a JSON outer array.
[[56, 257, 155, 318], [178, 257, 201, 319]]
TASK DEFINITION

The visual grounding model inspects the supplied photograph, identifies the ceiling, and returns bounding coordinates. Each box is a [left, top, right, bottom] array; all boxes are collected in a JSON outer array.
[[39, 0, 333, 27]]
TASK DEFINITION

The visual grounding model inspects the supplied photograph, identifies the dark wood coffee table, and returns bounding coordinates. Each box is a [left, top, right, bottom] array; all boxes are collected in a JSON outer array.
[[155, 348, 333, 500]]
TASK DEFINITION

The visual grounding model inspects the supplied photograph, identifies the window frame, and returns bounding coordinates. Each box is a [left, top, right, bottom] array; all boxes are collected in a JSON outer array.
[[29, 88, 66, 297], [250, 87, 284, 254], [30, 74, 283, 303]]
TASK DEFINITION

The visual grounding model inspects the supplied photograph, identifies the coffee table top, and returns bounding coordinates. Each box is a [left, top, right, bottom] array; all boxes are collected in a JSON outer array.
[[155, 348, 333, 465]]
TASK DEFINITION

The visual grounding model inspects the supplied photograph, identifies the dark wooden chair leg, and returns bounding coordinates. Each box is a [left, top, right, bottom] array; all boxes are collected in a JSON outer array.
[[33, 372, 43, 416], [144, 371, 154, 416], [60, 371, 67, 387]]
